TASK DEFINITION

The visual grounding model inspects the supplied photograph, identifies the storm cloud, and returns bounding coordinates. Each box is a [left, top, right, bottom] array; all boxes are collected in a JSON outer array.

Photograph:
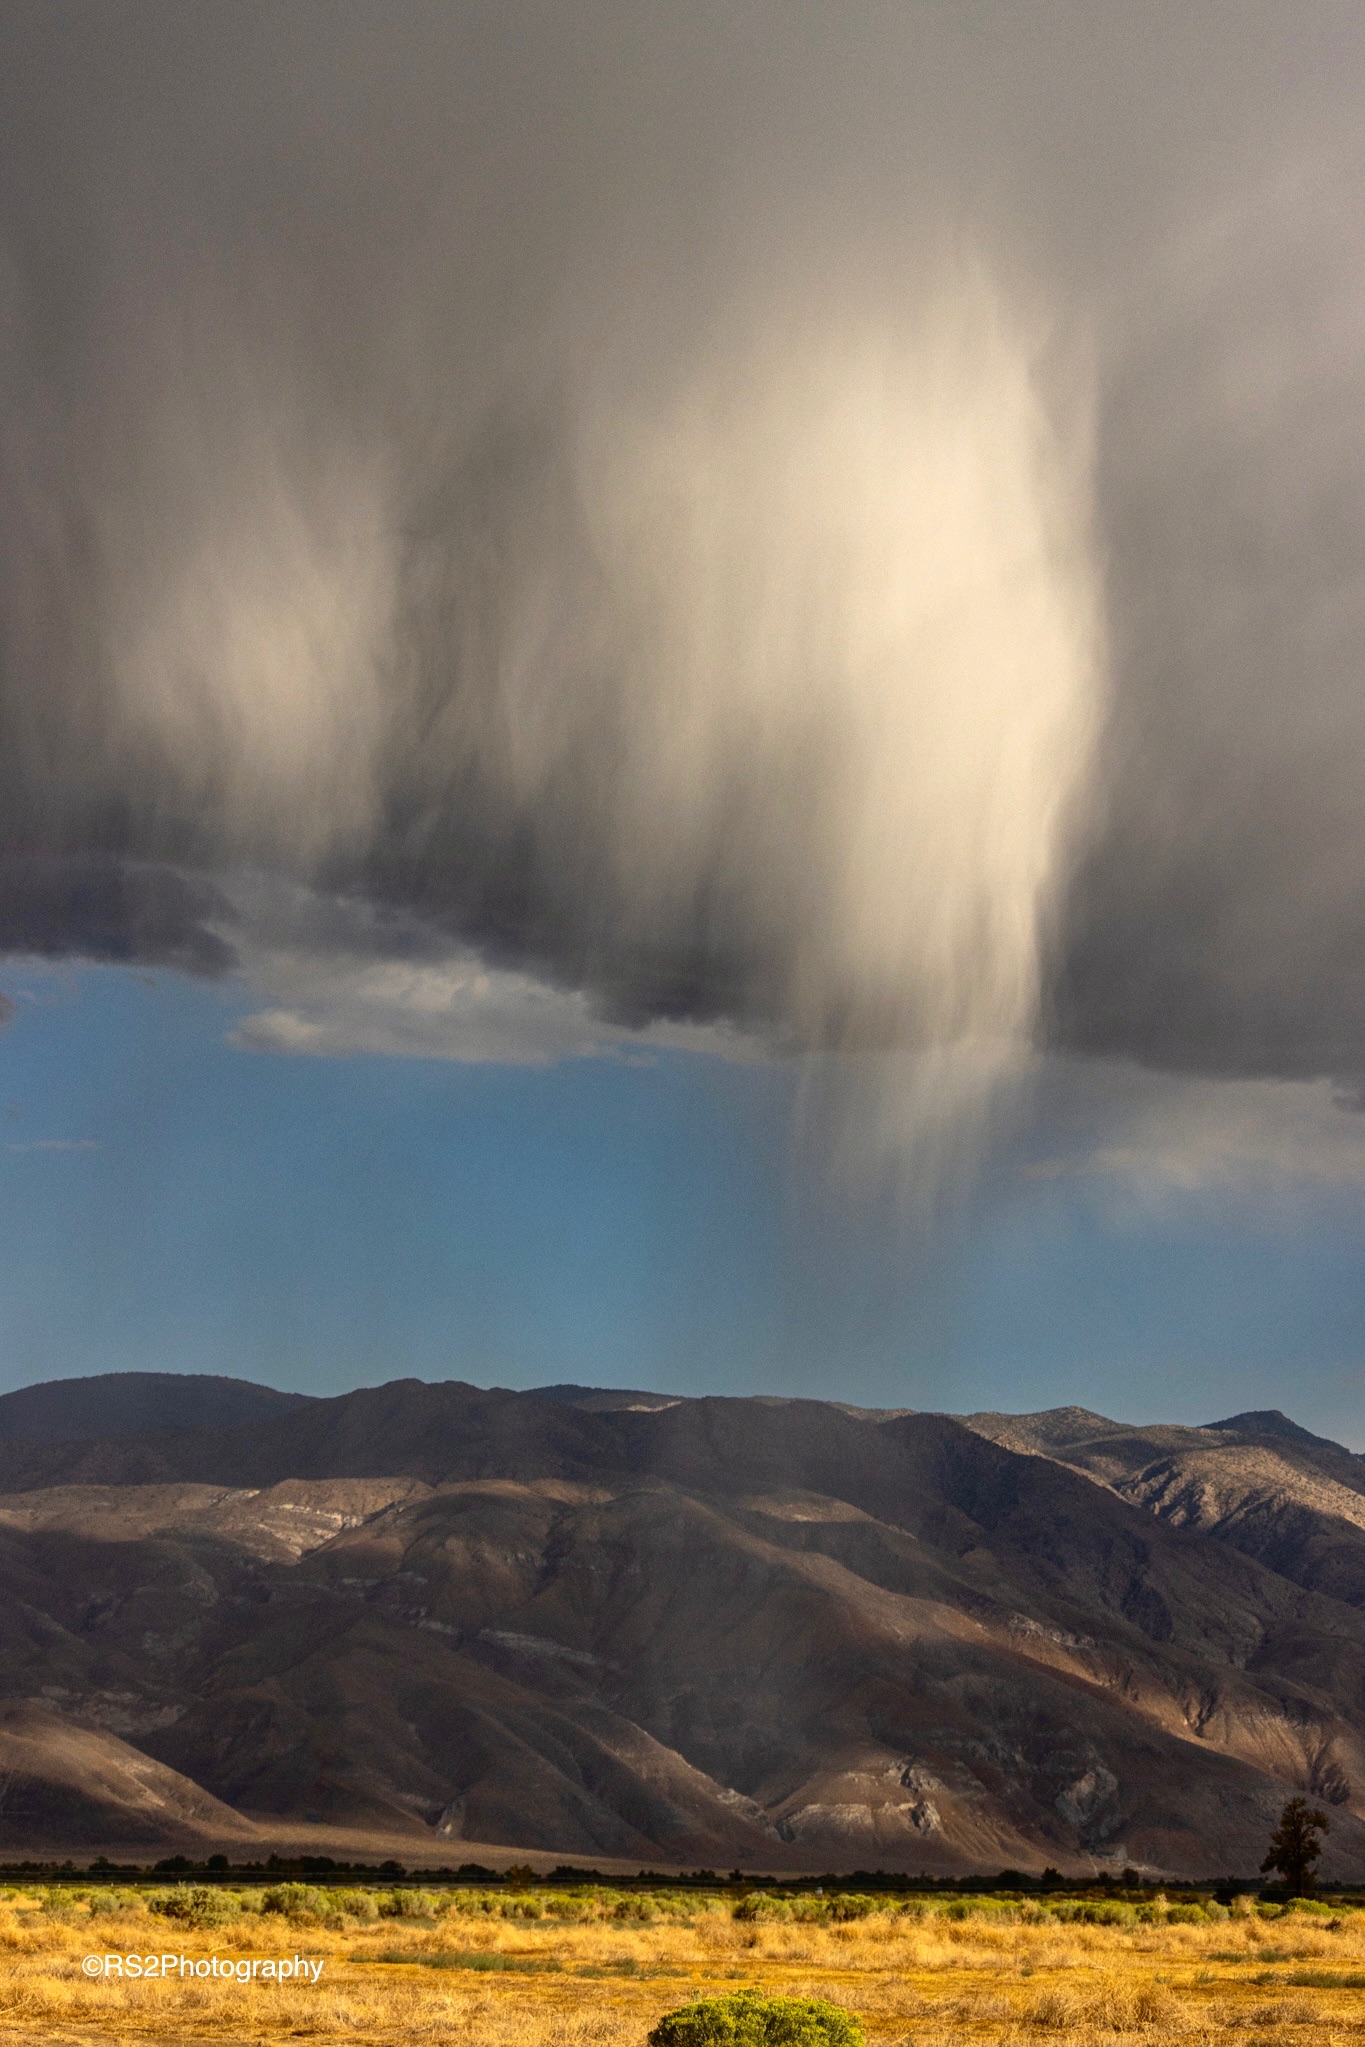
[[3, 1, 1365, 1134]]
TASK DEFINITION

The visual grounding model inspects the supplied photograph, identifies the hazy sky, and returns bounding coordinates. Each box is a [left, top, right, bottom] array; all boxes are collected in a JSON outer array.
[[3, 3, 1365, 1438]]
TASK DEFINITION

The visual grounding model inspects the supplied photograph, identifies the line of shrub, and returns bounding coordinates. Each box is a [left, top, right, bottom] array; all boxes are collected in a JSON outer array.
[[15, 1880, 1362, 1932]]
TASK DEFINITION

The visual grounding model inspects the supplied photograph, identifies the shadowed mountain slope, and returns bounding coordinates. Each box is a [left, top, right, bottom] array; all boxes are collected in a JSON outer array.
[[0, 1377, 1364, 1876], [963, 1405, 1365, 1612], [0, 1699, 258, 1849], [0, 1372, 314, 1444]]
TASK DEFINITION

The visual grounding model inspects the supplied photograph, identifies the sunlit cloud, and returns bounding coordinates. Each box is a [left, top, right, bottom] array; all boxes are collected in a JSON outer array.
[[227, 944, 760, 1068]]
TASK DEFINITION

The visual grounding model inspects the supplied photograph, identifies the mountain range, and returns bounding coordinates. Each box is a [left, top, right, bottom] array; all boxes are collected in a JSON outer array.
[[1, 1372, 1364, 1879]]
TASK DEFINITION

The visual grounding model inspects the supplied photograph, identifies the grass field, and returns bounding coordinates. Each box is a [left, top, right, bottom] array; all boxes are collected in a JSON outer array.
[[1, 1881, 1363, 2046]]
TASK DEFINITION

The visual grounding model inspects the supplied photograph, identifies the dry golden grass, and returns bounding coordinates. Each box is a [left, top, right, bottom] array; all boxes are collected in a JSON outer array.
[[1, 1884, 1363, 2046]]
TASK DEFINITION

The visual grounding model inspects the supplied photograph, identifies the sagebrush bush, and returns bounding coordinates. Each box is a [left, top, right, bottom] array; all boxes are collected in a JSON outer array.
[[86, 1891, 132, 1917], [378, 1887, 445, 1920], [262, 1883, 332, 1922], [1049, 1900, 1134, 1927], [335, 1888, 380, 1922], [648, 1990, 864, 2046], [148, 1885, 239, 1929]]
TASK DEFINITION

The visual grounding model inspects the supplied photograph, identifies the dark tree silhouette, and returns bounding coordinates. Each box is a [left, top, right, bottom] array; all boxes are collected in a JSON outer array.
[[1260, 1797, 1329, 1895]]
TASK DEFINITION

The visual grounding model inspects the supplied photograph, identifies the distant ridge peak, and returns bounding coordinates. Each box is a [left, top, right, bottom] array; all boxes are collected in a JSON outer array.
[[1208, 1407, 1299, 1434], [0, 1371, 314, 1444], [1033, 1405, 1124, 1432], [1206, 1408, 1351, 1454], [963, 1405, 1124, 1448]]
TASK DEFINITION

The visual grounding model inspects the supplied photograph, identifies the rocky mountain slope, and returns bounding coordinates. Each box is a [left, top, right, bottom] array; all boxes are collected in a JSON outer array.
[[963, 1405, 1365, 1613], [0, 1376, 1363, 1877]]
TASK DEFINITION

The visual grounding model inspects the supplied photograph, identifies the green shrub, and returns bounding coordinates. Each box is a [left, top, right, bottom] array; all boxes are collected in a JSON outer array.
[[377, 1887, 441, 1920], [504, 1892, 546, 1919], [732, 1896, 790, 1923], [87, 1892, 133, 1918], [1056, 1900, 1134, 1926], [647, 1990, 864, 2047], [149, 1886, 238, 1929], [261, 1883, 330, 1923], [827, 1895, 877, 1923], [333, 1887, 380, 1922]]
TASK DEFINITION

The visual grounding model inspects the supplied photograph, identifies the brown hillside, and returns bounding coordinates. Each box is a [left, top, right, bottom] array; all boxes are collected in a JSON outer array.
[[0, 1380, 1363, 1875]]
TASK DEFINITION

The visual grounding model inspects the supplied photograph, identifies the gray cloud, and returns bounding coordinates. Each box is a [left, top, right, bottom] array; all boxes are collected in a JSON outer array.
[[2, 2, 1365, 1127], [1019, 1058, 1365, 1199], [0, 856, 234, 977], [1051, 162, 1365, 1081]]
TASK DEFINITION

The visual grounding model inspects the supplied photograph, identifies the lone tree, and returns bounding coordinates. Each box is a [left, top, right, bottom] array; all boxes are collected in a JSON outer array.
[[1260, 1796, 1329, 1895]]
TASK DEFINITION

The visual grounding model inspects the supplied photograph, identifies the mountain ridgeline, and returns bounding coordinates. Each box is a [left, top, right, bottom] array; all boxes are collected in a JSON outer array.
[[0, 1373, 1363, 1878]]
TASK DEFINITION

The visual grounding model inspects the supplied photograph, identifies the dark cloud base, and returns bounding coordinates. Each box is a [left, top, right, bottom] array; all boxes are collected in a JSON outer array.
[[0, 855, 235, 979]]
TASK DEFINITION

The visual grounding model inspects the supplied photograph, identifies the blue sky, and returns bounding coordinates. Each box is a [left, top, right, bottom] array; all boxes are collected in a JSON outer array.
[[4, 961, 1364, 1447]]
